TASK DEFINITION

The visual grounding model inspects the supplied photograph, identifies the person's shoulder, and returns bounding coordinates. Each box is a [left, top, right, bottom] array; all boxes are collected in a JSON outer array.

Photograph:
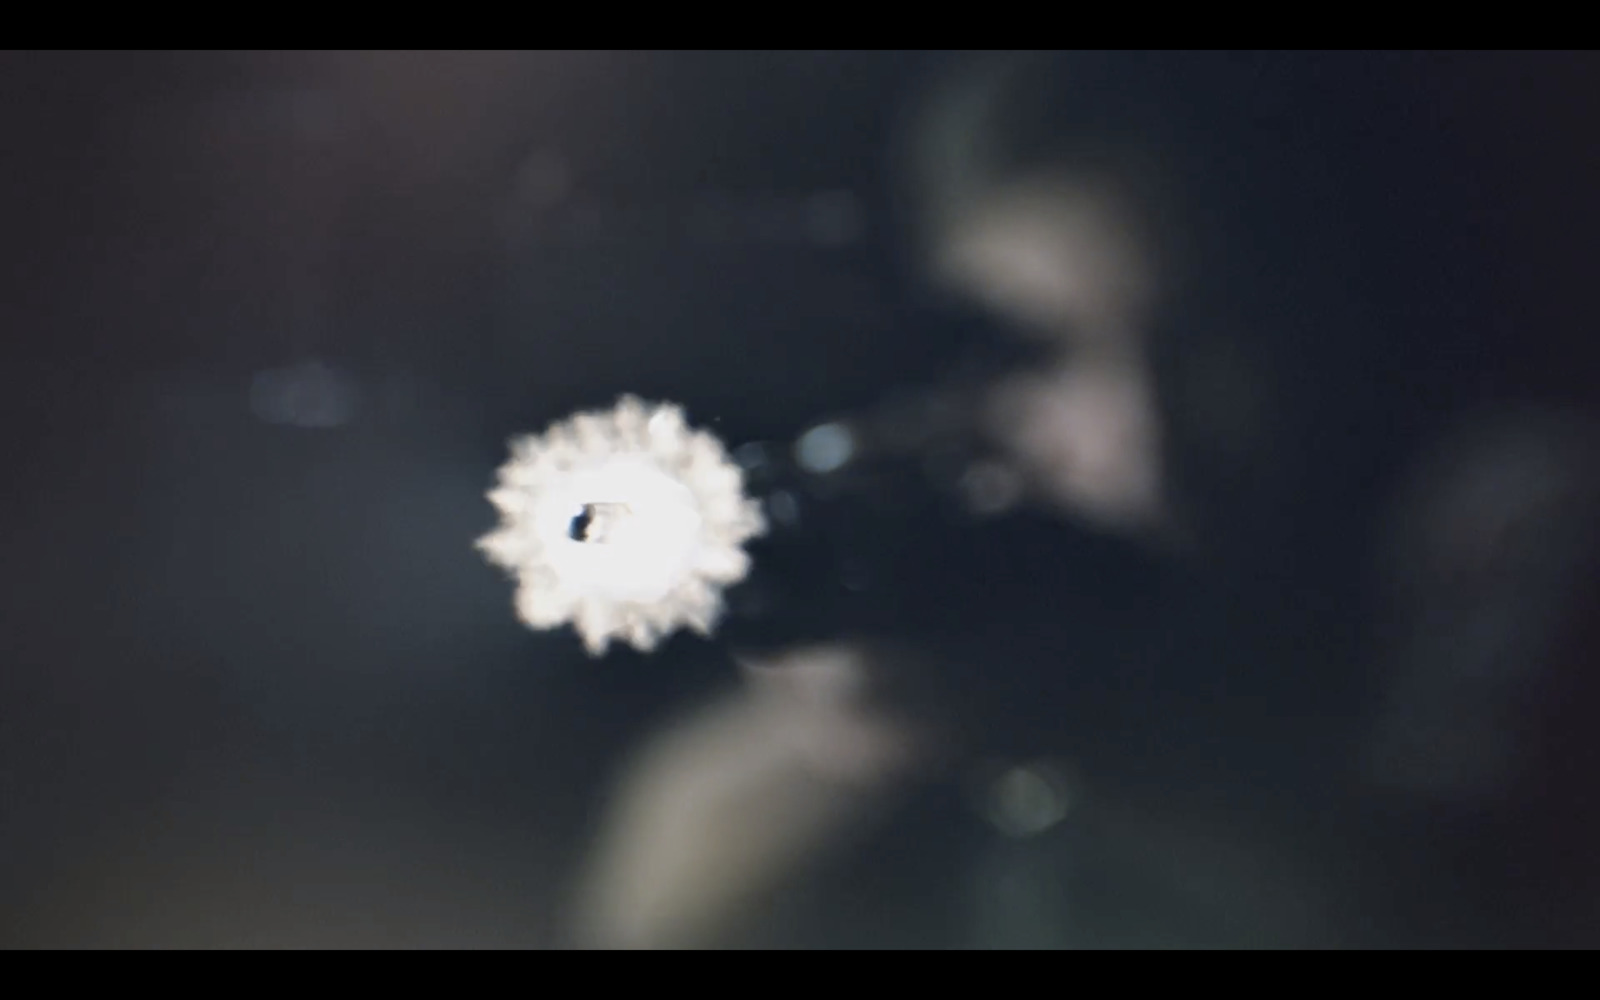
[[1363, 405, 1600, 934]]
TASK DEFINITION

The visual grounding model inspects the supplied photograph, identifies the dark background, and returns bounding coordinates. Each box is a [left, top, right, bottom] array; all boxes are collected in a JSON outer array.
[[1, 51, 1597, 947]]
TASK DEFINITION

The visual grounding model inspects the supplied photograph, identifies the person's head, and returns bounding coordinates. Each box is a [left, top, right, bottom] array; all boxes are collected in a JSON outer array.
[[900, 52, 1415, 584]]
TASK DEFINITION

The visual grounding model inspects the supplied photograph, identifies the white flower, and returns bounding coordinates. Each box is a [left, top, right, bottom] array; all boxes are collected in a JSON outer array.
[[477, 395, 767, 656]]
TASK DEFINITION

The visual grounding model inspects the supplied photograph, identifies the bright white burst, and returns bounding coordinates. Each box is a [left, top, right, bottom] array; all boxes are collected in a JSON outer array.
[[477, 396, 767, 656]]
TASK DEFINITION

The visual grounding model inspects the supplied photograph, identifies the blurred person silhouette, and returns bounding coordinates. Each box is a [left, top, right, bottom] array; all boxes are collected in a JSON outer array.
[[572, 52, 1600, 949]]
